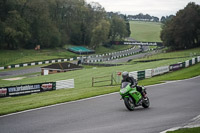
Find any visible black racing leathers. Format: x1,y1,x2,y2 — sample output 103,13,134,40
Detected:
121,76,143,96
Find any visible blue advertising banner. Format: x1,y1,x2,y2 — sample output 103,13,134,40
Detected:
8,84,41,96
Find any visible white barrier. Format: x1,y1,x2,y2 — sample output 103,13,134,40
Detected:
192,58,195,65
198,56,200,62
185,60,189,67
145,69,152,78
15,65,20,68
45,61,49,64
129,71,138,80
56,79,74,90
152,66,169,76
38,62,42,65
31,63,35,66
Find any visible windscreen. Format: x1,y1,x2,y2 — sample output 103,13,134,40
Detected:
121,82,130,89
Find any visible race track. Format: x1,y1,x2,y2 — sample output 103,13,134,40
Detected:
0,76,200,133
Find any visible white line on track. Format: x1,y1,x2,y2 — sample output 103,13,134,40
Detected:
160,114,200,133
0,75,200,118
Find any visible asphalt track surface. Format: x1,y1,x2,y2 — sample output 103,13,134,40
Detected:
1,76,200,133
0,47,152,78
103,50,159,64
0,67,41,78
87,47,142,62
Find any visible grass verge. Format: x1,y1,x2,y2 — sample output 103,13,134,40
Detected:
131,47,200,62
0,62,199,116
166,127,200,133
0,45,133,66
129,21,162,42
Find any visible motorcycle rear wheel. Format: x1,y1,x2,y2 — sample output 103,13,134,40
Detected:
142,97,150,108
124,97,135,111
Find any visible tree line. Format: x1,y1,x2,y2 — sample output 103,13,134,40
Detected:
160,15,174,23
0,0,130,50
161,2,200,50
127,13,159,22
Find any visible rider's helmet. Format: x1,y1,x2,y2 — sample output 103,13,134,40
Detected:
122,71,129,80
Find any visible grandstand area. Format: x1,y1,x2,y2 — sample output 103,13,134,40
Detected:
68,46,95,54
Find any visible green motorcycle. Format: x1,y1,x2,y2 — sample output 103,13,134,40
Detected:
120,82,150,111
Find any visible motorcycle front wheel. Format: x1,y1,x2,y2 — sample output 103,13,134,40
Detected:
124,97,135,111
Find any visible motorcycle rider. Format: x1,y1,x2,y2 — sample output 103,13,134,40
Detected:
121,71,145,97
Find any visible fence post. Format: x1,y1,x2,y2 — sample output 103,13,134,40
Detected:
111,74,113,86
92,77,94,87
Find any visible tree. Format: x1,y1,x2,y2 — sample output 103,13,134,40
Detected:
91,20,110,49
0,0,130,49
109,15,128,41
4,10,31,49
161,2,200,50
161,15,174,23
160,16,166,23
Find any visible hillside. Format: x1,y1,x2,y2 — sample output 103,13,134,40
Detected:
130,21,162,42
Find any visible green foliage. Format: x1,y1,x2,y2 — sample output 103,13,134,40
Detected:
0,0,130,50
127,13,159,22
91,20,110,49
109,15,128,41
161,2,200,50
160,15,174,23
4,10,31,49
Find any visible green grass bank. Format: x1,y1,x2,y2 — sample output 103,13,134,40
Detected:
0,61,199,116
167,127,200,133
130,21,162,42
